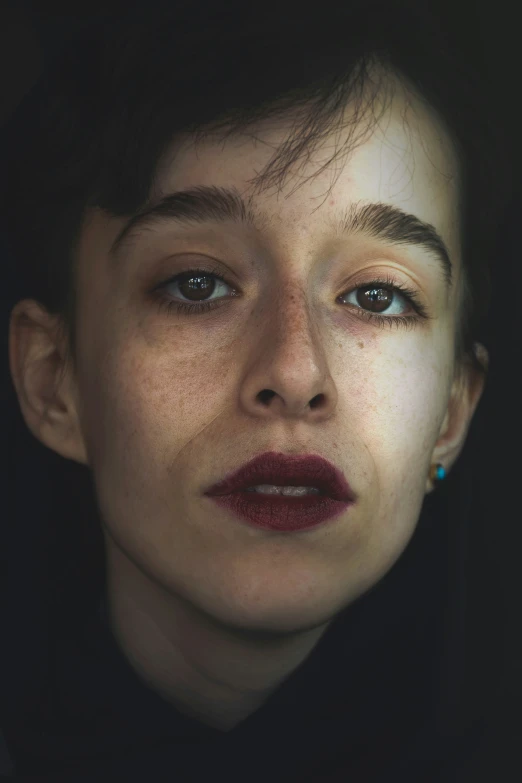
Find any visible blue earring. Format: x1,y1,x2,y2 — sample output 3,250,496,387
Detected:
430,462,446,485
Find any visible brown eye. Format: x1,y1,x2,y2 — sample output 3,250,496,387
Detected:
176,272,219,301
340,280,416,318
356,284,394,313
152,267,429,329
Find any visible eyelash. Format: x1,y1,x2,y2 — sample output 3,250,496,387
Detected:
152,265,431,331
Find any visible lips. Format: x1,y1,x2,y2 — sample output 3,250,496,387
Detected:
204,451,355,502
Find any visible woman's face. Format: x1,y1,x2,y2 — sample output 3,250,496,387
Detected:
11,74,486,636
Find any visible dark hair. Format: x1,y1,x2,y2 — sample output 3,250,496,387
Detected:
1,0,513,384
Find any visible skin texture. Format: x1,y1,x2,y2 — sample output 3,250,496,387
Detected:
9,72,488,732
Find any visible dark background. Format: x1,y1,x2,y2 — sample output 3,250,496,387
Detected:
1,1,521,779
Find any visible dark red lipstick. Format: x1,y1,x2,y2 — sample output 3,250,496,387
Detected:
204,451,356,532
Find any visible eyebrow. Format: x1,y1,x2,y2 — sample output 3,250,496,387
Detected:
109,184,453,290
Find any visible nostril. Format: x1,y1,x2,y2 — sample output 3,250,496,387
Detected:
258,390,275,404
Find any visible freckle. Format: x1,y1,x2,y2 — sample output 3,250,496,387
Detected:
358,341,364,349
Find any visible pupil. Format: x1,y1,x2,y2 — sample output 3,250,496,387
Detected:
182,274,214,301
360,286,391,312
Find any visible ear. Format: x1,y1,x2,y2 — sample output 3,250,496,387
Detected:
8,298,89,466
425,343,489,493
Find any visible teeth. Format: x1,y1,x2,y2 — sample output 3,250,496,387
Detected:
246,485,321,496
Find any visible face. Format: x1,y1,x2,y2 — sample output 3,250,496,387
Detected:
10,72,487,643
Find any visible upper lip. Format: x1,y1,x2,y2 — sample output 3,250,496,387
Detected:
204,451,355,502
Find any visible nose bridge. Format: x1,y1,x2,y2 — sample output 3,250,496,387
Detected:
264,272,321,356
238,218,339,419
249,199,332,363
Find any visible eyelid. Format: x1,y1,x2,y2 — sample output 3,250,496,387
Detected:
157,256,421,287
155,262,424,300
153,262,432,323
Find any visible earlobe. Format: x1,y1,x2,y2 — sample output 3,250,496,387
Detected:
425,345,489,494
425,462,447,493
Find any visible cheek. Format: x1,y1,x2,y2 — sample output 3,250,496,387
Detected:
344,347,446,470
99,336,442,453
89,343,225,469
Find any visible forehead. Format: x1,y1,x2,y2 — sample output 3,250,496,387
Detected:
153,71,461,237
80,68,462,299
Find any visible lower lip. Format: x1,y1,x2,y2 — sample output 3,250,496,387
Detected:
206,491,353,532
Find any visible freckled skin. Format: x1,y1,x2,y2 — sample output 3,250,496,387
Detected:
9,70,488,731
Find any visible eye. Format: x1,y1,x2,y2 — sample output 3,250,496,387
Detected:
152,266,233,314
151,266,431,330
341,280,415,316
167,267,231,302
